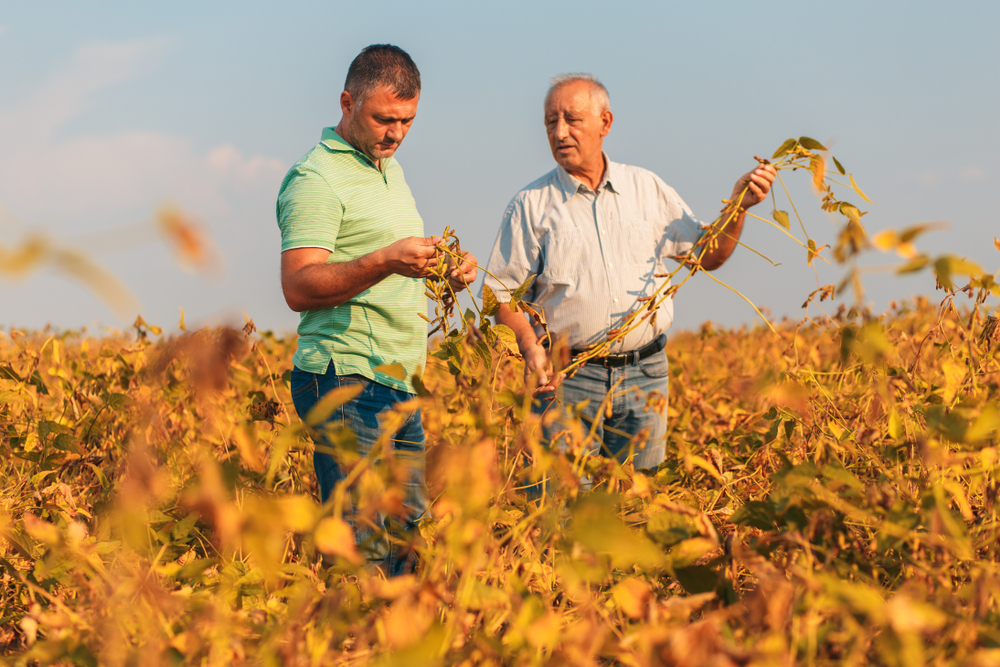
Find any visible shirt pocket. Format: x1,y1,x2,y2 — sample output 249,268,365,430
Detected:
541,224,585,283
622,218,659,270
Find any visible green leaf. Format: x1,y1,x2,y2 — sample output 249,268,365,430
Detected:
0,389,24,405
772,138,796,159
823,459,863,491
475,340,492,369
646,510,695,547
0,364,22,382
849,174,873,203
52,433,81,454
481,284,500,317
171,513,201,542
674,565,719,595
492,324,521,357
934,255,985,290
798,136,827,151
730,501,776,530
772,210,790,230
510,273,536,302
28,370,48,395
374,362,406,380
570,495,665,570
839,202,861,225
896,255,930,274
104,393,130,411
832,155,846,175
411,373,431,397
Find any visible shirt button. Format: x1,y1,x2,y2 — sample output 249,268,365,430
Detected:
614,298,619,303
601,230,606,235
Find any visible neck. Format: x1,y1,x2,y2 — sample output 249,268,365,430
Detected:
567,153,605,191
334,121,381,170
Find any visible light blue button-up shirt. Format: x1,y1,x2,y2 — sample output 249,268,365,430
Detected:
483,155,704,352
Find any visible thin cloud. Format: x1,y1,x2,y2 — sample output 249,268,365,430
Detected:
0,38,285,224
0,25,8,36
0,37,288,326
0,37,171,141
961,167,987,182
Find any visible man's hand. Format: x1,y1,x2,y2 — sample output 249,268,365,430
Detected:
383,237,440,278
524,341,564,395
730,164,777,208
445,249,478,293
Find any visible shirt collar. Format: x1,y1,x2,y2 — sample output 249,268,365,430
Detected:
319,127,387,169
554,152,619,201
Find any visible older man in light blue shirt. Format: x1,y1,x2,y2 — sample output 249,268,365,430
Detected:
483,73,776,471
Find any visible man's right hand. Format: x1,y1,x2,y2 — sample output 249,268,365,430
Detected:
383,236,439,278
524,341,564,395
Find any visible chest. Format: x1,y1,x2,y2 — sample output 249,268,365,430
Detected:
334,169,424,256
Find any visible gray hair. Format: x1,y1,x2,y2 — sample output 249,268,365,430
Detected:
546,73,611,113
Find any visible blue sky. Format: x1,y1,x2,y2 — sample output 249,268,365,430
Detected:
2,1,999,334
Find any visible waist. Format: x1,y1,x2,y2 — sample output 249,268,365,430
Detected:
572,334,666,368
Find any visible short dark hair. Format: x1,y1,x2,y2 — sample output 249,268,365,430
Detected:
344,44,421,107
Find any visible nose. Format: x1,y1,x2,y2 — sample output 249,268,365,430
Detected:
385,122,404,142
554,118,569,141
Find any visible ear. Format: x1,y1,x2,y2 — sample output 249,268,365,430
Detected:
599,109,614,137
340,90,355,119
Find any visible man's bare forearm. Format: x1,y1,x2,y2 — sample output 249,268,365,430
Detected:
699,208,745,271
282,249,392,312
496,303,541,353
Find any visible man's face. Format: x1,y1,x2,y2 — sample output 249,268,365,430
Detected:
544,81,612,174
341,86,419,162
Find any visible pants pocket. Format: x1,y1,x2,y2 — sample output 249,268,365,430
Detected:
638,351,669,379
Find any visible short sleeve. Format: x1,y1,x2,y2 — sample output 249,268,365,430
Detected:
276,167,344,252
482,196,542,302
653,175,704,260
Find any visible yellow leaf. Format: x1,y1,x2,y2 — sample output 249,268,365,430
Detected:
374,362,406,380
871,230,898,252
940,359,965,404
850,174,873,203
895,242,918,259
305,384,364,426
811,154,826,192
274,495,318,533
828,420,846,441
313,517,361,564
611,578,650,619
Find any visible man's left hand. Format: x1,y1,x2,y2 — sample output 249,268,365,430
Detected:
731,164,777,208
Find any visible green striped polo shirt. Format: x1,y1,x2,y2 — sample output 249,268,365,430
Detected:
276,127,426,393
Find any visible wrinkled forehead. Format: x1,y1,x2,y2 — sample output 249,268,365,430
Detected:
544,83,597,116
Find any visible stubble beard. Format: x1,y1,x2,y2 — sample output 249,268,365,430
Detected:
346,122,397,162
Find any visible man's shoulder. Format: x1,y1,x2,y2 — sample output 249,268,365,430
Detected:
512,168,561,197
609,160,667,185
608,159,684,199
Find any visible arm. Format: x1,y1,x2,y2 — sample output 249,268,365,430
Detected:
698,164,776,271
497,303,562,393
281,236,439,312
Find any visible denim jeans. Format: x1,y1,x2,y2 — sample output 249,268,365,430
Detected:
290,361,428,576
534,345,670,473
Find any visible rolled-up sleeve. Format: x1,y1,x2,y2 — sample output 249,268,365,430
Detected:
482,196,542,301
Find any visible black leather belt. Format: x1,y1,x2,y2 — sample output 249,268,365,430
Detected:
572,334,666,368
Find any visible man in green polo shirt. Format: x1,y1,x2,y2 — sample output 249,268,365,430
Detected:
277,44,477,575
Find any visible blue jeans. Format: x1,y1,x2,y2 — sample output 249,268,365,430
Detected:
534,346,670,473
290,361,428,576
